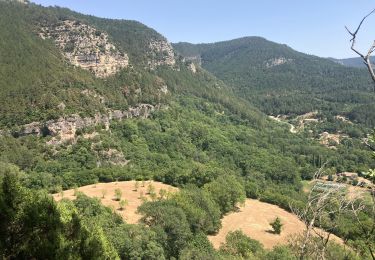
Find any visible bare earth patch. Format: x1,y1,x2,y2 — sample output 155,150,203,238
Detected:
55,183,343,249
208,199,343,249
53,181,177,224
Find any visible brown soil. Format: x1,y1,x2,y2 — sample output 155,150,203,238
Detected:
208,199,343,249
55,182,344,249
53,181,177,224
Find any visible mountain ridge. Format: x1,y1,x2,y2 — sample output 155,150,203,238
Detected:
330,56,375,68
173,36,375,128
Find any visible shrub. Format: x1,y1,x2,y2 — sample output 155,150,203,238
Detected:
220,230,264,258
134,181,139,191
270,217,283,234
204,175,246,215
147,183,155,195
101,189,107,199
114,188,122,201
119,199,128,210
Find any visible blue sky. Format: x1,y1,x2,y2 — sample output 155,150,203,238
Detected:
32,0,375,58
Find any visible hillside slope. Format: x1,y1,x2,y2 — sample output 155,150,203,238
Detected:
0,1,179,127
0,2,374,259
331,56,375,68
174,37,375,127
0,1,372,188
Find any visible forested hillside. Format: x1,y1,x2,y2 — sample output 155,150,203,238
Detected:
0,1,374,259
0,1,175,127
331,56,375,68
174,37,375,128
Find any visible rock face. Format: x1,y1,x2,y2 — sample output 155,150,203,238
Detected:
265,57,293,68
188,62,197,73
183,56,202,66
17,104,158,145
39,20,129,77
148,39,176,69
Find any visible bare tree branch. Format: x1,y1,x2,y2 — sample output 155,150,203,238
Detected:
289,163,353,259
345,8,375,91
349,189,375,260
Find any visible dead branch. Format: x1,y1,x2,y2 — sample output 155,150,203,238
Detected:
345,8,375,91
349,189,375,260
290,182,348,258
288,162,360,259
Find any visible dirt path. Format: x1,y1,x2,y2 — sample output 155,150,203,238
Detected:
289,124,297,133
208,199,343,249
53,181,177,224
269,115,297,133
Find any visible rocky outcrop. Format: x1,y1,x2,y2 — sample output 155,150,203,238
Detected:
265,57,293,68
159,85,168,94
15,104,158,145
97,148,129,166
39,20,129,77
81,89,105,104
188,62,197,73
183,56,202,66
148,39,176,69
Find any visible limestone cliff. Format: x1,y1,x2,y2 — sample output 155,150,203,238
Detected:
39,20,129,78
265,57,293,68
15,104,159,145
148,39,176,69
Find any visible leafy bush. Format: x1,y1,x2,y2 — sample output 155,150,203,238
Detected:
219,230,264,258
270,217,283,234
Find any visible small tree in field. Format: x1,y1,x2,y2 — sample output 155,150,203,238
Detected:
139,190,144,199
270,217,283,234
101,189,107,199
150,191,157,201
140,192,148,203
119,199,128,210
134,181,140,191
159,188,167,200
114,188,122,201
147,183,155,195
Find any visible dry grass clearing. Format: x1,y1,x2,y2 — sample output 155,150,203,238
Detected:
54,182,343,250
208,199,343,249
53,181,177,224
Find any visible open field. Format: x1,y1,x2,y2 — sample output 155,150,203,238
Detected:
208,199,343,249
54,182,344,249
53,181,178,224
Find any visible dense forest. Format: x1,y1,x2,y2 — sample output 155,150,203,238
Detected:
173,37,375,128
0,1,374,259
